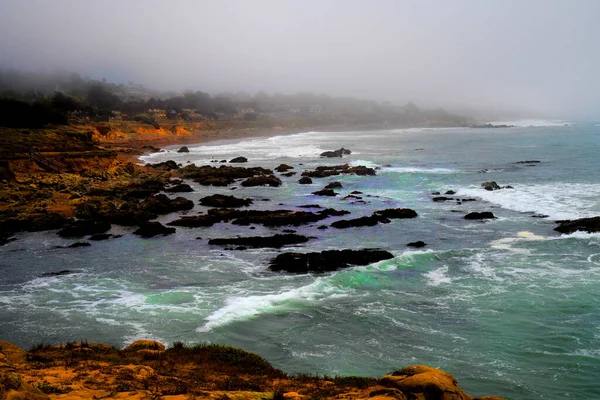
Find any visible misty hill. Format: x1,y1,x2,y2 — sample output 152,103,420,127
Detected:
0,69,471,129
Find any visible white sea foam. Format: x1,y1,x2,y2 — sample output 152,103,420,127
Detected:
490,231,547,253
197,278,344,332
425,266,452,286
487,119,574,128
458,183,600,220
383,166,458,174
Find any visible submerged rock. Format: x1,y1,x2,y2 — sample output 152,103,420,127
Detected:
208,234,310,248
199,194,253,208
269,249,394,274
554,216,600,234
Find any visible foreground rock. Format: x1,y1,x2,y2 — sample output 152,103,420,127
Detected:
209,234,310,248
302,164,376,178
133,222,176,238
554,216,600,234
199,194,253,208
270,249,394,273
0,339,504,400
320,148,352,157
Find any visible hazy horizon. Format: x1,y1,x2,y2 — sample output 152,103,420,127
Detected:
1,0,599,119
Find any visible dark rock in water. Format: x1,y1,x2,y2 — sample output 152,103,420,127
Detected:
275,164,294,172
516,160,541,164
445,190,456,195
317,225,328,230
133,222,176,238
41,270,74,277
67,242,91,248
332,215,388,229
298,176,313,184
148,160,179,171
177,146,190,153
269,249,394,274
431,191,441,195
241,175,282,187
407,241,427,248
167,215,220,228
142,194,194,214
179,164,274,186
89,233,113,241
312,189,337,196
531,214,549,218
350,191,363,195
302,164,375,178
481,181,501,191
0,235,17,246
58,220,111,238
554,216,600,234
299,204,322,208
282,229,296,233
282,172,296,177
220,160,227,163
165,183,194,193
373,208,418,219
229,156,248,163
461,198,477,202
471,123,515,128
208,234,310,248
433,196,454,202
324,181,343,189
320,148,352,158
199,194,253,208
464,212,496,220
505,185,514,189
342,195,362,200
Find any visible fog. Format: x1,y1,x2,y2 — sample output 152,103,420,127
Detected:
1,0,599,118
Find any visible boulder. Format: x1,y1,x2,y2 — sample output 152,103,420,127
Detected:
407,241,427,248
147,160,180,171
133,222,176,238
208,234,310,248
324,181,343,189
433,196,454,202
269,249,394,274
298,176,313,184
445,190,456,195
229,156,248,163
320,148,352,158
167,215,220,228
57,220,111,238
275,164,294,172
373,208,418,219
141,194,194,214
481,181,501,191
177,146,190,153
165,183,194,193
199,194,253,208
67,242,91,248
241,175,282,187
331,215,388,228
124,340,166,351
312,189,337,196
554,216,600,234
379,365,471,400
464,212,496,220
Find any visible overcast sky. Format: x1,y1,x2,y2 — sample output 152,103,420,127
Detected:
1,0,599,118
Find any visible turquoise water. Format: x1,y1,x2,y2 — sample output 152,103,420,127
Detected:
2,121,600,399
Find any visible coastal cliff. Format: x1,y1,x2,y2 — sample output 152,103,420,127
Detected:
0,339,503,400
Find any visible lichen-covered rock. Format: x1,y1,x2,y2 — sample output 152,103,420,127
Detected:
124,340,166,351
379,365,470,400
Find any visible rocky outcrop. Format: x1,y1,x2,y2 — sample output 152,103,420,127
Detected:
141,194,194,214
312,188,337,196
464,212,496,220
269,249,394,273
554,216,600,234
208,234,310,248
147,160,180,171
177,146,189,153
241,175,282,187
229,156,248,163
57,220,111,238
433,197,454,202
373,208,418,219
332,208,417,228
0,212,70,234
320,148,352,158
179,164,274,186
481,181,501,191
324,181,343,189
199,194,253,208
380,365,472,400
298,176,313,184
275,164,294,172
407,241,427,248
165,183,193,192
133,221,176,238
302,164,376,178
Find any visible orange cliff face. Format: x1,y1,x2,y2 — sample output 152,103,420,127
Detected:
0,339,505,400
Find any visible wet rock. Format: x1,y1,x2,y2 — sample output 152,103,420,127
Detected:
445,190,456,195
179,164,274,186
464,212,496,220
41,270,74,277
331,215,389,228
141,194,194,214
275,164,294,172
241,175,282,187
133,222,176,238
433,196,454,202
351,191,363,194
229,156,248,163
0,212,70,234
312,188,337,196
554,216,600,234
324,181,343,189
209,234,310,248
282,172,296,177
177,146,189,153
298,176,313,184
516,160,541,164
165,183,194,193
299,204,322,208
67,242,91,248
407,241,427,248
147,160,180,171
200,194,253,208
269,249,394,274
373,208,418,219
461,198,477,202
57,220,111,238
481,181,501,191
167,215,220,228
88,233,113,241
320,148,352,158
302,164,376,178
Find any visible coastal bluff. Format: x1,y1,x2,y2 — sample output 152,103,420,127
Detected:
0,339,503,400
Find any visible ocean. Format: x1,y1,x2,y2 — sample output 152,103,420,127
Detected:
2,120,599,399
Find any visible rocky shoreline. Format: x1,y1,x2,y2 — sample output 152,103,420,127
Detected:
0,339,504,399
